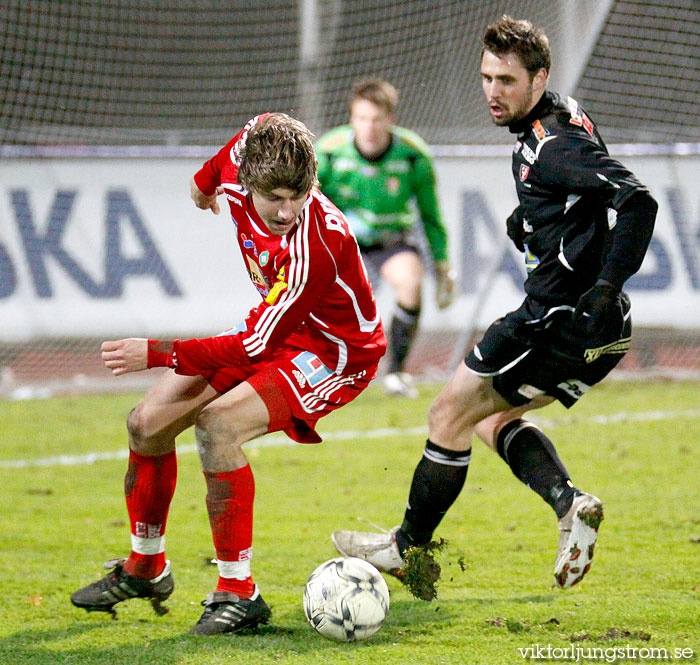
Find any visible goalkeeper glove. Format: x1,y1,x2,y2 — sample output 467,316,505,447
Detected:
435,261,456,309
572,280,625,345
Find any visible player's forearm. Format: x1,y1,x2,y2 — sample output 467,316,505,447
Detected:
416,187,448,262
423,220,449,263
599,190,658,289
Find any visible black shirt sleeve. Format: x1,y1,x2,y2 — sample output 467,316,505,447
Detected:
538,129,657,290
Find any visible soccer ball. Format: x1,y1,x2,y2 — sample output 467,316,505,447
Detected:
303,556,390,642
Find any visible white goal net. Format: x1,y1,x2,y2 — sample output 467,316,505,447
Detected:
1,0,699,397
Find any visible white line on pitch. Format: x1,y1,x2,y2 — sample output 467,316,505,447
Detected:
2,409,699,470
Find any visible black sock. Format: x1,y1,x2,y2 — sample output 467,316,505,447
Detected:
496,419,577,518
398,439,470,552
388,304,420,373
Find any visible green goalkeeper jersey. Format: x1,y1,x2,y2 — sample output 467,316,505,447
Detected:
316,125,448,263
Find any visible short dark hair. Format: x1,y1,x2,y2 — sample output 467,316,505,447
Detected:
350,78,399,115
483,15,551,77
238,113,318,196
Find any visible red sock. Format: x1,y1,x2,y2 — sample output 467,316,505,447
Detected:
204,465,255,598
123,449,177,579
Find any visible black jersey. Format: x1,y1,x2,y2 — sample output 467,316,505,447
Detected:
508,91,656,305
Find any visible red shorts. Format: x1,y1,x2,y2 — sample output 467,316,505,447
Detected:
202,349,377,444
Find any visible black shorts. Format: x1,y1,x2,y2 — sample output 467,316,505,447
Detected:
360,239,421,287
465,295,632,408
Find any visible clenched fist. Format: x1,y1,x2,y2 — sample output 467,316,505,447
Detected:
101,338,149,375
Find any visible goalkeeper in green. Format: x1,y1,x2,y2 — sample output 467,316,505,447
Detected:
317,78,455,398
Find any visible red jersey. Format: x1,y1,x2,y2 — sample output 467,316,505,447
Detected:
178,115,387,376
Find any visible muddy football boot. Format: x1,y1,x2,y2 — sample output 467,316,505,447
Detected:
554,493,604,588
332,525,442,601
332,526,405,578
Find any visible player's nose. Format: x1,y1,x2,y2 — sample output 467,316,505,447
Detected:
278,201,296,221
484,80,500,98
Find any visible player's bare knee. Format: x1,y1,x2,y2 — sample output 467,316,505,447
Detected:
194,413,220,469
126,403,150,442
194,406,248,471
195,404,241,448
427,392,463,436
194,406,219,442
427,394,445,431
127,404,159,453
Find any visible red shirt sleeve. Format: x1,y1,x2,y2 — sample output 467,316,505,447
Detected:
193,135,238,196
171,302,267,374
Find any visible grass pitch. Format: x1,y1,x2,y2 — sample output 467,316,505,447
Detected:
1,379,699,664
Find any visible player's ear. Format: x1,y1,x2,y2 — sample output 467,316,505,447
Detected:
533,68,548,95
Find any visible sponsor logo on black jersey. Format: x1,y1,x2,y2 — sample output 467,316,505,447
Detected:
532,119,550,140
